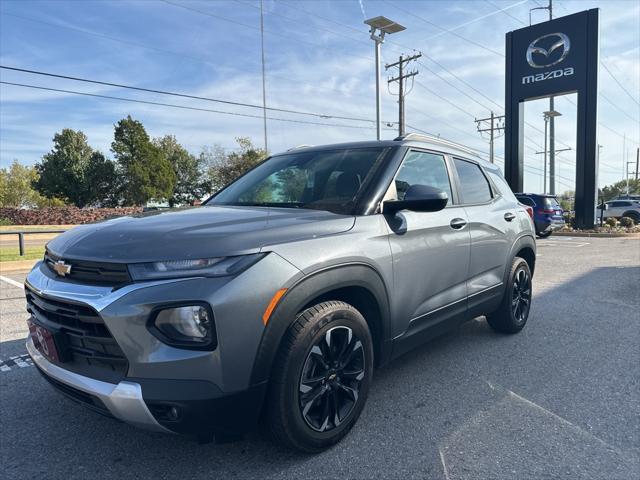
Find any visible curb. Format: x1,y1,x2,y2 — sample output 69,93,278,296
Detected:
0,260,37,273
552,231,640,238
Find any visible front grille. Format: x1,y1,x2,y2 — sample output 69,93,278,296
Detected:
44,250,131,286
26,287,128,384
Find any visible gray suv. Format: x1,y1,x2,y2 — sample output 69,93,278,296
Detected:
25,134,536,452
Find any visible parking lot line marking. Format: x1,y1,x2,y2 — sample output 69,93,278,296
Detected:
487,381,619,453
0,353,33,373
439,448,451,480
0,275,23,289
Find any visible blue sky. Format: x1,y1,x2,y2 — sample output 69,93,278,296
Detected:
1,0,639,193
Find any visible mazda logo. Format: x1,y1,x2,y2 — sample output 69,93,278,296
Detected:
526,33,570,68
52,260,72,277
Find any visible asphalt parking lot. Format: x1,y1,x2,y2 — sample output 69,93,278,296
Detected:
1,236,639,480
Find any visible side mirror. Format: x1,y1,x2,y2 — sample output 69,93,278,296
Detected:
383,185,448,214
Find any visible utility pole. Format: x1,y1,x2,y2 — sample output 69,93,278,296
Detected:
385,53,421,136
259,0,268,152
636,147,639,181
475,112,505,163
547,0,557,195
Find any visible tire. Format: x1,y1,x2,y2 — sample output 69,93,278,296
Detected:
265,301,374,452
623,211,640,222
486,257,532,334
537,230,552,238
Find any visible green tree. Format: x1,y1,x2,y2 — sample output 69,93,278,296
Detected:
111,116,175,206
85,151,120,207
34,129,95,207
154,135,208,207
205,137,267,192
600,178,640,202
0,160,65,208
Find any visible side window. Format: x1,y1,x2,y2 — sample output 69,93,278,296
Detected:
393,151,452,202
519,197,535,207
454,158,492,204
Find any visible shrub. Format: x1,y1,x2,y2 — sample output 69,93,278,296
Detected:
605,217,617,228
0,217,12,226
619,216,635,228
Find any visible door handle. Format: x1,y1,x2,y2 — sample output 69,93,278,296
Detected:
504,212,516,222
450,218,467,229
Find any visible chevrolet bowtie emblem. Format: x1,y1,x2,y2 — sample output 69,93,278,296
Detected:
52,260,72,277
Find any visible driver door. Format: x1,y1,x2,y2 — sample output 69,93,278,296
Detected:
384,150,471,354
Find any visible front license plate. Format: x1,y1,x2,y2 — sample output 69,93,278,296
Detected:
28,320,61,362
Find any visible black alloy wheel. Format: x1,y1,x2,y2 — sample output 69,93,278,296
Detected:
511,267,531,325
266,300,373,452
298,326,365,432
486,257,533,334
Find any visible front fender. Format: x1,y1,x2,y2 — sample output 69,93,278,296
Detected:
249,263,391,386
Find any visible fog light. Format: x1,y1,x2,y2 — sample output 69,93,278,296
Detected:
150,304,216,350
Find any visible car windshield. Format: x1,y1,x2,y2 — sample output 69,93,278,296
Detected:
206,147,390,214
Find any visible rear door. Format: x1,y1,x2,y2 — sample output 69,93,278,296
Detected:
384,149,470,348
452,158,518,314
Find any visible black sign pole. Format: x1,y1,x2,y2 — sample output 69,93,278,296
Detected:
574,9,599,229
505,31,524,193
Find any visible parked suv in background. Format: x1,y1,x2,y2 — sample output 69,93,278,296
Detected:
515,193,565,238
25,134,536,452
597,199,640,223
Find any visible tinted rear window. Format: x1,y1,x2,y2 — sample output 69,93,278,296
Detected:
543,197,560,208
454,159,492,204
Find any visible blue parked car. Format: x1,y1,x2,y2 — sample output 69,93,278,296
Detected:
515,193,565,238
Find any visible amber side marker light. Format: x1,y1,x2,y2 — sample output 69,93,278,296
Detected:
263,288,287,325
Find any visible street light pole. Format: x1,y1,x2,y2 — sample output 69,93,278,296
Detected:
365,16,406,141
375,40,382,140
543,115,549,194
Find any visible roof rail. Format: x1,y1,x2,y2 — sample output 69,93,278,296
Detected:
286,144,314,151
394,133,480,157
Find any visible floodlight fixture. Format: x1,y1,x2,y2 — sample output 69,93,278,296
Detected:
364,16,406,140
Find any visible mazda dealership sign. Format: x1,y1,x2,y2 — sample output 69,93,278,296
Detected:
505,9,599,229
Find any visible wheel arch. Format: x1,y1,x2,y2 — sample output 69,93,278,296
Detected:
507,234,536,282
622,210,640,220
249,263,392,386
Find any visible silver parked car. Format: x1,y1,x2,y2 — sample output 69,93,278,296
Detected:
597,199,640,223
25,134,536,452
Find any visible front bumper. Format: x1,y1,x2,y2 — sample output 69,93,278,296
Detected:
27,337,170,432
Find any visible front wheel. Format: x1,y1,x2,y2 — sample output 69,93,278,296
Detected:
266,301,374,452
537,230,552,238
486,257,532,334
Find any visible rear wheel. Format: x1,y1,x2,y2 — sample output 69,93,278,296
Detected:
486,257,532,334
622,211,640,223
266,301,373,452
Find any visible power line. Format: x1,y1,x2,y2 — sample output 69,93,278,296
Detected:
0,81,392,130
600,93,640,124
159,0,371,63
601,60,640,107
382,0,505,57
233,0,370,47
0,66,381,124
0,11,369,101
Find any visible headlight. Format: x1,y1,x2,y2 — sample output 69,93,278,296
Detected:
128,253,266,281
150,304,216,350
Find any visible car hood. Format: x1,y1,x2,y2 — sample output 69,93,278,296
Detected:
46,206,355,263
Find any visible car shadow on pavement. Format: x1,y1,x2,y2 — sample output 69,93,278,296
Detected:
1,266,639,480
